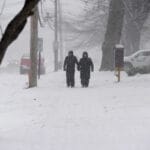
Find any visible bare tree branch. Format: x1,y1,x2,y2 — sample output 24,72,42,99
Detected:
0,0,6,36
0,0,41,64
0,0,6,16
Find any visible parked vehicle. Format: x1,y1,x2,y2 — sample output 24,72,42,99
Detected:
124,50,150,76
20,54,46,75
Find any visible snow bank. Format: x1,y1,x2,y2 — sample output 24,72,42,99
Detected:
0,71,150,150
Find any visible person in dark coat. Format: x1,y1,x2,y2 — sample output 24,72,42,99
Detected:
63,51,78,87
78,52,94,87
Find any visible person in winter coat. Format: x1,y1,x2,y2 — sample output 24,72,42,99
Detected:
78,52,94,87
63,51,78,87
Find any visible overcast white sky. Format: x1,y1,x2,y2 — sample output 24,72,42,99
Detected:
0,0,83,17
0,0,84,29
62,0,83,14
0,0,84,64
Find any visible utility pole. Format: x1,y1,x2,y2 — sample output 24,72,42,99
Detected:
54,0,59,71
29,5,38,88
58,0,63,69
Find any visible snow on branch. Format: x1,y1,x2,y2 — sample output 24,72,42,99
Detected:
0,0,41,64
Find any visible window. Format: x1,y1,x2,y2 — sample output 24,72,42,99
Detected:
135,51,150,58
143,51,150,56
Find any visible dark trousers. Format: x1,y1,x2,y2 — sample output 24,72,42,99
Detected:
80,71,90,87
66,72,75,87
81,78,89,87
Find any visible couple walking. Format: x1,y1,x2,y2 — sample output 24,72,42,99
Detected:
63,51,94,88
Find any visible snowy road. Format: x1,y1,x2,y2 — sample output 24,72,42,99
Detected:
0,71,150,150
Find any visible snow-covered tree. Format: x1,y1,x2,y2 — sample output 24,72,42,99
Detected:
0,0,40,64
123,0,150,55
100,0,124,70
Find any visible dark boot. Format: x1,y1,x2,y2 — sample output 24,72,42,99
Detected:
81,79,86,87
85,79,89,87
70,73,75,88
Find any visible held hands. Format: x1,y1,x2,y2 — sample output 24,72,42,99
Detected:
77,65,80,71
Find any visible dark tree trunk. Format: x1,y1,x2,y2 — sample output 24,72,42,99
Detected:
124,22,141,56
123,0,150,56
100,0,124,71
0,0,40,64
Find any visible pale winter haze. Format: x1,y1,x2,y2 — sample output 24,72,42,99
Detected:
0,0,84,68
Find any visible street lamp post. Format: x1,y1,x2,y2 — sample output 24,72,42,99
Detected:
54,0,59,71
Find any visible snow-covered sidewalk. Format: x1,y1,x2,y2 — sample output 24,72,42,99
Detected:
0,71,150,150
